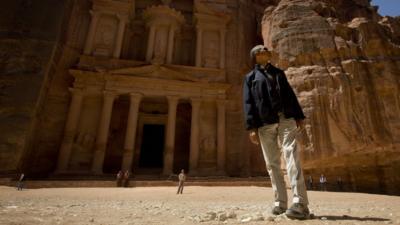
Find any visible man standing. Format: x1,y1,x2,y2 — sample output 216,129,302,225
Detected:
336,176,343,192
242,45,309,219
123,170,130,187
319,174,327,191
116,170,123,187
17,173,25,191
177,169,186,194
307,175,313,190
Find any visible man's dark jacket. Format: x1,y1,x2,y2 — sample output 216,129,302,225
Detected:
243,64,305,130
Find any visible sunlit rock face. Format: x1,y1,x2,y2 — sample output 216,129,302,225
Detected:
262,0,400,194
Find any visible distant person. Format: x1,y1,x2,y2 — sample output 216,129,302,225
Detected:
177,169,186,194
123,170,130,187
116,170,123,187
242,45,309,219
319,174,327,191
16,173,25,191
336,176,343,192
307,175,313,190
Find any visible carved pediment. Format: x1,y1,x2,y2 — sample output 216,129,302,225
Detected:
194,0,229,15
108,64,203,82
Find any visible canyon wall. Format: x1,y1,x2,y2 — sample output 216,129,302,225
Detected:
0,0,70,173
261,0,400,194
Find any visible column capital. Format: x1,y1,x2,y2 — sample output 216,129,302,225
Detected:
90,10,101,18
128,92,143,99
216,99,227,106
103,90,119,99
68,87,85,96
167,95,180,104
190,97,202,106
117,14,129,23
170,24,178,31
145,22,155,29
129,93,143,105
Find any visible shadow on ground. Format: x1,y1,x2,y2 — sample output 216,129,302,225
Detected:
315,215,390,222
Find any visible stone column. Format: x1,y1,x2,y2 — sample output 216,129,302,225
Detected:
113,15,128,59
163,96,179,175
146,26,156,62
91,91,118,174
195,28,203,67
55,88,85,173
166,26,175,64
216,99,226,174
189,98,202,174
121,93,142,172
84,11,100,55
219,29,226,69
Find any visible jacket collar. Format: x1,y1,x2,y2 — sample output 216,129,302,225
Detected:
254,63,276,80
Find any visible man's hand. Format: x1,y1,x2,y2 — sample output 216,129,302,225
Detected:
249,130,259,145
296,119,305,130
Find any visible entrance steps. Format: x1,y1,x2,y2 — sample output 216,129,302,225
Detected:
0,176,271,188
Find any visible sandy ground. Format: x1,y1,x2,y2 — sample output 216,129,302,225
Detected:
0,185,399,225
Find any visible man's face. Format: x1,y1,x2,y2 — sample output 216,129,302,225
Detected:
255,49,271,65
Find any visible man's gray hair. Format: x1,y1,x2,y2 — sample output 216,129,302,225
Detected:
250,45,268,62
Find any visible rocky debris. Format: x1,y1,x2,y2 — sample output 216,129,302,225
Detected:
217,211,228,221
1,186,400,224
188,210,275,223
239,212,265,223
188,210,237,223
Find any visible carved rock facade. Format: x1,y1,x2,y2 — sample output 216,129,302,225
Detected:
1,0,265,179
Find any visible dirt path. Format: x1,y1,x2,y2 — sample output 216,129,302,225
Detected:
0,186,399,225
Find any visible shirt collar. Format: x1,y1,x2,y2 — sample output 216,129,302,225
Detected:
255,63,274,74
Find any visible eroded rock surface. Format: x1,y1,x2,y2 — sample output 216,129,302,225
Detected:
262,0,400,194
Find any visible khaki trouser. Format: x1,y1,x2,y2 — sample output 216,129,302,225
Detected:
258,113,309,208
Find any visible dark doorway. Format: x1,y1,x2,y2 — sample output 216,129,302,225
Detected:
173,102,191,173
139,124,165,168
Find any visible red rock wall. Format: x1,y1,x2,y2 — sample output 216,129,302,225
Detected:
0,0,71,174
261,0,400,194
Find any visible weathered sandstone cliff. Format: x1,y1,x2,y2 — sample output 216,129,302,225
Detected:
262,0,400,194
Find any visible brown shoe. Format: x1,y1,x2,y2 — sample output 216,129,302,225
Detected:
271,206,286,215
285,203,310,220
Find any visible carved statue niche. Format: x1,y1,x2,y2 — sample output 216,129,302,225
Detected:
202,30,219,68
93,15,118,57
143,5,185,64
193,1,230,69
152,26,169,64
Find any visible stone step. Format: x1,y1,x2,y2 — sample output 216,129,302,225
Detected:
1,178,271,189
